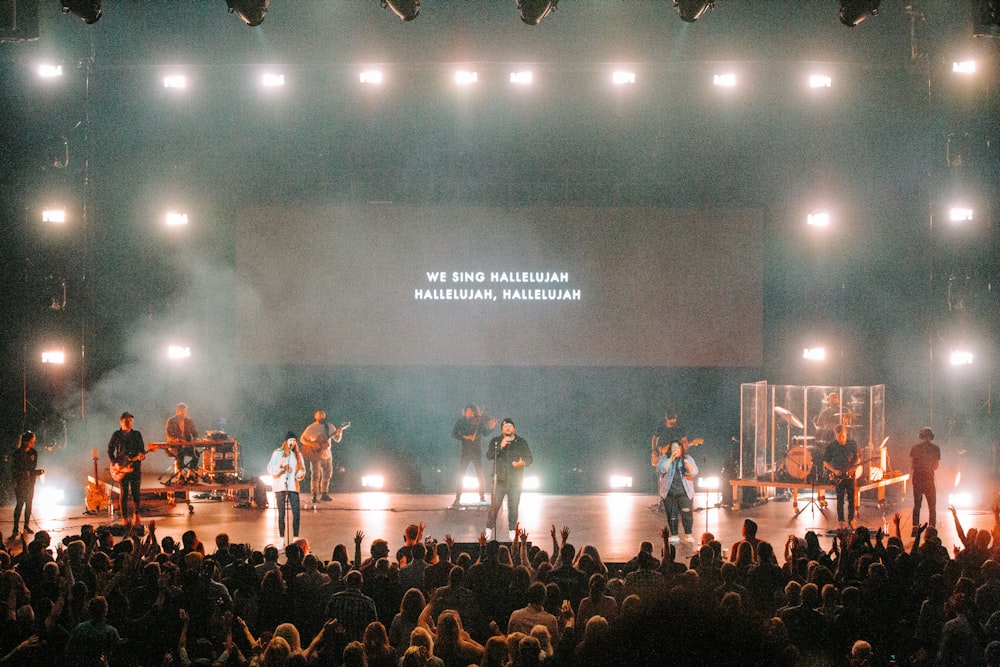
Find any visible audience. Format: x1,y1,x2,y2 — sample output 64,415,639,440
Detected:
4,503,1000,666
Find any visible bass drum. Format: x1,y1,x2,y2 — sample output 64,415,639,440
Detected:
784,446,813,482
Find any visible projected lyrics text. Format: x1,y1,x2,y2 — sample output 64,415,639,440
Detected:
414,270,581,302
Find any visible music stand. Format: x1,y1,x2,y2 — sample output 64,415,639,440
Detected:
794,456,828,518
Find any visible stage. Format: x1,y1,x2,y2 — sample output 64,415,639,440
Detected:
5,476,983,565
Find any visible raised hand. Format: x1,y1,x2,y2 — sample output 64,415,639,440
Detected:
560,526,570,544
354,530,364,545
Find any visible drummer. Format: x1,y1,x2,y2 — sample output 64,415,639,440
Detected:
813,393,853,443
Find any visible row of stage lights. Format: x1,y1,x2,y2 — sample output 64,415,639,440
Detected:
59,0,884,29
33,58,989,93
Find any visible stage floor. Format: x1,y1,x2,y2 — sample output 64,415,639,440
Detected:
5,481,988,564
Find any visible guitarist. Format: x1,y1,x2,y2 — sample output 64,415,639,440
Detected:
10,431,44,538
299,410,343,503
822,424,860,528
108,411,147,523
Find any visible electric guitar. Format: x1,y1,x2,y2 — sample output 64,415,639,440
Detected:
300,421,350,461
85,449,109,512
109,453,145,482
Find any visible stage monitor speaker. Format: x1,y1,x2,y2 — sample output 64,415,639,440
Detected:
0,0,40,42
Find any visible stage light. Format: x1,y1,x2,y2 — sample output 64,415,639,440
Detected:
674,0,713,23
261,73,285,87
950,350,974,366
361,474,385,489
517,0,557,25
226,0,269,27
697,476,720,490
609,475,633,489
381,0,419,21
510,71,533,85
522,475,540,491
61,0,101,24
807,211,830,226
360,70,383,85
39,64,63,78
803,347,826,361
454,70,478,85
839,0,880,27
612,71,635,85
167,345,191,359
42,209,67,223
809,74,832,88
462,475,478,490
166,212,189,226
41,350,66,364
163,75,187,89
948,491,974,508
713,73,736,87
949,207,974,222
953,61,977,74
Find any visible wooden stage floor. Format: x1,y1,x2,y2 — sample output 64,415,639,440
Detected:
6,479,988,564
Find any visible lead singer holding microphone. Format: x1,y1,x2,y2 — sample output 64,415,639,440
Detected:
267,431,307,545
486,418,533,542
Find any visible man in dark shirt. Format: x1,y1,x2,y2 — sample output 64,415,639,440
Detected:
823,424,860,526
910,427,941,531
107,412,146,523
451,405,497,507
325,570,378,642
10,431,43,537
485,418,533,542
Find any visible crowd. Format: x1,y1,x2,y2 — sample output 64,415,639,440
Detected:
4,506,1000,667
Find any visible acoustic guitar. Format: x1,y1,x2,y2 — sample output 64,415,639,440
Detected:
85,448,109,513
300,421,351,462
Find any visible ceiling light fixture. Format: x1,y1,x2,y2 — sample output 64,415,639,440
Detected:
381,0,419,21
225,0,269,26
517,0,558,25
674,0,713,23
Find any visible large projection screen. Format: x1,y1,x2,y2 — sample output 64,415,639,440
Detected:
236,206,763,367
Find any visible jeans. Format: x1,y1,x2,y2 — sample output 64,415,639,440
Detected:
275,491,300,537
663,492,694,536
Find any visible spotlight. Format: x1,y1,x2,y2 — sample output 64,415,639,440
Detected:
674,0,714,23
226,0,269,26
61,0,101,24
381,0,419,21
517,0,558,25
839,0,880,27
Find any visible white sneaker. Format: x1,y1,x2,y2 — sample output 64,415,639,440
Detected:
277,538,285,549
508,530,516,542
686,535,695,543
669,535,680,543
484,528,492,540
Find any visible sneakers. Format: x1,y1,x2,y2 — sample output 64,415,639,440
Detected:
321,494,332,501
685,535,694,543
484,528,493,540
24,526,34,534
480,497,488,505
508,530,516,542
669,535,680,543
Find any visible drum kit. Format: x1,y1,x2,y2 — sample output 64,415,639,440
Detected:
774,405,881,485
774,406,819,483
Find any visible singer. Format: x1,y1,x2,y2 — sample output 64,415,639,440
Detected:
485,418,533,541
267,431,307,545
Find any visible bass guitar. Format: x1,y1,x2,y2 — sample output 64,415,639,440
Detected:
85,449,110,513
109,453,145,482
300,421,351,462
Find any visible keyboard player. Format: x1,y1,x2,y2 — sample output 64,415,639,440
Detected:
166,402,200,483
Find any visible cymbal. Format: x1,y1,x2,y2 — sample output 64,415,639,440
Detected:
773,406,804,429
